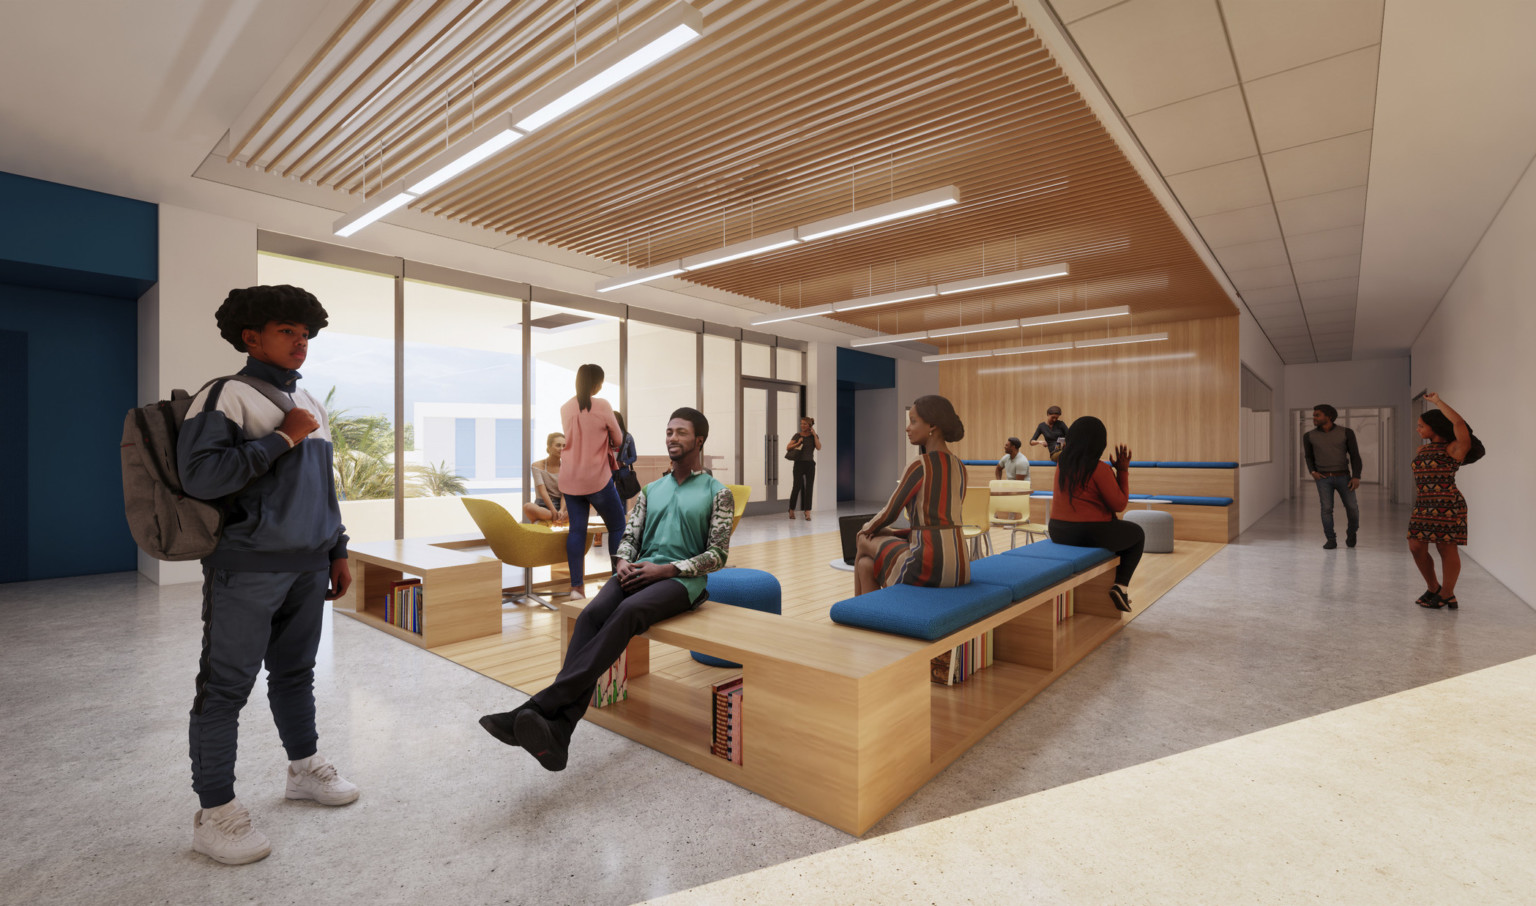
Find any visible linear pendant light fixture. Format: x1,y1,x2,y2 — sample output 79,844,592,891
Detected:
921,330,1168,363
851,303,1125,348
937,262,1071,295
610,186,961,295
752,258,1066,327
335,1,704,237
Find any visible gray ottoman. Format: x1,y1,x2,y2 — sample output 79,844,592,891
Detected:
1123,509,1174,553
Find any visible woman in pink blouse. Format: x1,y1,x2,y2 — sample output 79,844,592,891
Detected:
559,364,625,598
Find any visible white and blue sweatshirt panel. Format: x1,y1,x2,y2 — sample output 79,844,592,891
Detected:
177,362,348,572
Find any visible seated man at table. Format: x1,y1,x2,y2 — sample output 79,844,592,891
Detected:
477,407,735,771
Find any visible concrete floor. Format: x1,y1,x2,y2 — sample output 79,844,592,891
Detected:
2,488,1533,904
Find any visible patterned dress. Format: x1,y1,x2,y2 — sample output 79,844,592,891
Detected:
864,451,970,588
1408,441,1467,545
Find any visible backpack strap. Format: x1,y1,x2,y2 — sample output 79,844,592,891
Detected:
226,373,297,414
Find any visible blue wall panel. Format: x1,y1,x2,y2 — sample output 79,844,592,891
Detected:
0,171,157,295
0,286,138,580
455,418,477,478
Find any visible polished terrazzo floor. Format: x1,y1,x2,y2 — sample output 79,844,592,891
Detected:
2,488,1533,905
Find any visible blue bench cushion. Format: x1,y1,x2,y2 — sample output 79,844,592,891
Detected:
1128,461,1159,468
1002,540,1115,572
967,554,1075,601
1153,461,1238,468
695,568,782,668
829,581,1014,641
1151,495,1233,506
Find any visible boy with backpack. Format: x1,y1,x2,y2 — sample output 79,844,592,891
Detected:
176,285,358,864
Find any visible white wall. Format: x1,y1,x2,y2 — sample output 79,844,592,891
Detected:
896,358,942,469
1238,307,1288,532
1284,357,1413,504
136,205,256,584
1409,154,1536,608
806,341,839,513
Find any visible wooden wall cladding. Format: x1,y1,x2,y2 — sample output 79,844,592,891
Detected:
938,316,1239,463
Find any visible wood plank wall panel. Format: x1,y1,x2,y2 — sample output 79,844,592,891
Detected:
939,316,1239,463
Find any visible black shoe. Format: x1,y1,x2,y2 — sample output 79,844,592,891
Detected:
478,705,529,748
1442,595,1459,610
1323,538,1338,550
513,708,568,772
1346,531,1357,548
1108,585,1132,613
1417,592,1445,609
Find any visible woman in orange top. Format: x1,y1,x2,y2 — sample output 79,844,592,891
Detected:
1048,416,1143,613
853,395,970,596
559,364,625,598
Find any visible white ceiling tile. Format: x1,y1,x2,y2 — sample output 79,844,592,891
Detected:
1168,157,1270,217
1298,276,1359,301
1303,295,1357,311
1263,130,1374,202
1291,254,1361,283
1127,86,1258,175
1221,0,1385,82
1276,186,1367,234
1244,46,1380,153
1195,203,1282,248
1242,284,1299,306
1069,0,1236,115
1050,0,1128,25
1229,263,1295,291
1216,237,1289,270
1285,225,1365,262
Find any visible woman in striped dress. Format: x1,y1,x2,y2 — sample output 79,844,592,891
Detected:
853,395,970,596
1409,392,1484,610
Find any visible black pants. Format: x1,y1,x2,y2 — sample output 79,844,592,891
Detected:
530,575,694,743
1048,518,1144,586
787,460,816,511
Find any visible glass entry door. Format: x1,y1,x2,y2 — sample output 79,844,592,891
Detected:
741,379,803,515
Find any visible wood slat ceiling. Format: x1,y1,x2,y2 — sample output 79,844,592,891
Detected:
228,0,1234,333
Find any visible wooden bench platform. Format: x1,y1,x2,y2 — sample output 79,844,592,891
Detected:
559,560,1124,835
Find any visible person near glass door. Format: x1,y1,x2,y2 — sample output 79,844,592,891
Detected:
559,364,626,598
785,416,820,520
1409,392,1484,610
1303,403,1363,549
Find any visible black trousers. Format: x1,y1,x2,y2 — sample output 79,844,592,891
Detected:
1048,518,1144,586
787,460,816,511
530,575,694,743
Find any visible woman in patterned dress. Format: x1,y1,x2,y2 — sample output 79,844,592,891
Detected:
853,395,970,596
1409,392,1484,610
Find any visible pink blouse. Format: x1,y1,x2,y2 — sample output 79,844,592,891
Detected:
559,396,621,496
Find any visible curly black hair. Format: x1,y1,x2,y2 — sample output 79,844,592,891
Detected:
215,285,329,352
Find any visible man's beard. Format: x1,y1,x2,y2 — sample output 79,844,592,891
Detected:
668,442,696,462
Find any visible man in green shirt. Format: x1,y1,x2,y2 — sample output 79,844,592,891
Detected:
478,407,735,771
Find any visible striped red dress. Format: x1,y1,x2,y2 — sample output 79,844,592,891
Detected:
863,451,970,588
1408,441,1467,545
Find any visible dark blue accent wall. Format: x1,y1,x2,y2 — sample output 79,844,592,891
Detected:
0,330,28,582
0,287,139,579
836,347,896,501
1,171,157,582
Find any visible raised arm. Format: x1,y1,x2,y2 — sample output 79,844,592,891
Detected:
1424,392,1472,461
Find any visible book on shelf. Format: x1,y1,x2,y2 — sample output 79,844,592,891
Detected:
384,578,422,635
590,650,629,708
710,676,744,765
1055,588,1075,624
929,629,996,686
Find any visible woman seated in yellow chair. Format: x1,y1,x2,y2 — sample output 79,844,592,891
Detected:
523,432,568,525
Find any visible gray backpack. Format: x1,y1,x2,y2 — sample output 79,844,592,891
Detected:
121,374,295,561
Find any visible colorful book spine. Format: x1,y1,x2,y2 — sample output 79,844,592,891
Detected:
929,630,997,685
385,578,423,634
590,650,629,708
711,676,745,764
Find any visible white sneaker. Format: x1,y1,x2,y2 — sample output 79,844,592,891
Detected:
192,797,271,865
285,754,360,806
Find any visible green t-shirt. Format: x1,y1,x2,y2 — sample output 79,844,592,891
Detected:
635,471,729,602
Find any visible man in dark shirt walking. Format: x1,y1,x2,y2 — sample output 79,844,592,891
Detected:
1303,404,1363,549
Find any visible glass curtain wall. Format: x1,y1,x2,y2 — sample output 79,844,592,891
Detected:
529,300,620,487
402,279,525,538
626,321,699,482
742,342,772,378
256,253,397,543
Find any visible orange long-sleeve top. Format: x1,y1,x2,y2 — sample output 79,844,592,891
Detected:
1050,461,1129,522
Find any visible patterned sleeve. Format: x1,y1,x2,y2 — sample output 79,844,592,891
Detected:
615,489,647,563
863,458,923,533
673,486,734,577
